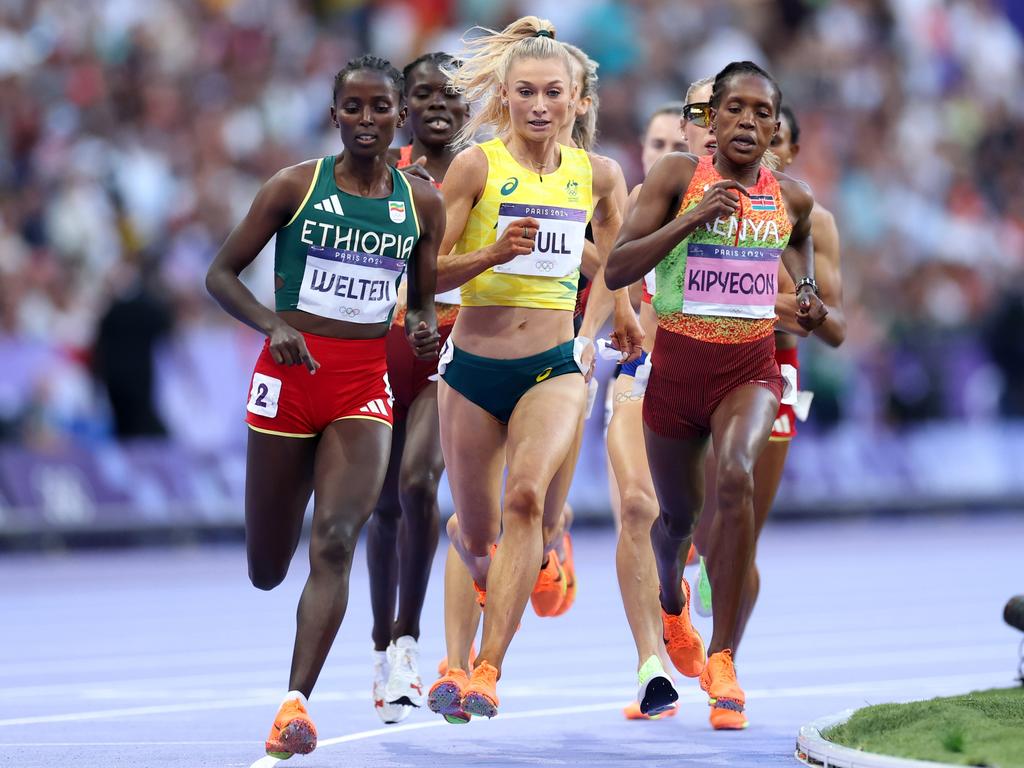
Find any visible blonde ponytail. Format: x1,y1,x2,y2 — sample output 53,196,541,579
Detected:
562,42,600,152
445,16,576,148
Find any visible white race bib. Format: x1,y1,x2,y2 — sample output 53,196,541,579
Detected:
247,373,281,418
297,245,405,324
492,202,587,277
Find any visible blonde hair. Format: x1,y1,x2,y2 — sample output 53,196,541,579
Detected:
446,16,576,148
685,75,714,104
562,42,600,152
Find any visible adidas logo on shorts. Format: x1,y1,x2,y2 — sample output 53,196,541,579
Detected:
313,194,345,216
360,399,389,416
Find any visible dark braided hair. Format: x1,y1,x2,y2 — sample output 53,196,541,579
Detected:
332,55,404,103
780,104,801,144
402,52,460,93
710,61,781,115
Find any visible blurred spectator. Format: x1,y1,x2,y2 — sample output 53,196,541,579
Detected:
0,0,1023,451
93,258,172,438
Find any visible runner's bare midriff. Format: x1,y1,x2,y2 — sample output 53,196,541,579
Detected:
451,305,574,358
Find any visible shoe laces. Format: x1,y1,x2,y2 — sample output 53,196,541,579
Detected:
277,698,306,724
472,661,498,686
396,645,417,674
711,650,736,682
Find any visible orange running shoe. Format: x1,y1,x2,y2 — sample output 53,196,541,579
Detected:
699,650,748,730
686,542,697,566
437,643,478,677
661,579,707,678
550,533,577,617
623,700,679,720
428,668,471,725
530,551,567,617
461,661,500,718
265,695,317,758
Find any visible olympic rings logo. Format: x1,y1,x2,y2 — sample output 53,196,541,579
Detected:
534,260,555,272
338,306,362,317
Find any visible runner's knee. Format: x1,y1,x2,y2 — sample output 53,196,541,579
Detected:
504,479,544,525
716,457,755,516
398,467,442,520
310,515,364,569
657,507,694,541
619,487,659,535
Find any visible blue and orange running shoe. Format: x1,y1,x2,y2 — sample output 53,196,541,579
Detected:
429,668,472,725
461,661,500,719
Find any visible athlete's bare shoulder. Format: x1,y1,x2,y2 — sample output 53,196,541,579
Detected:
405,171,444,215
587,151,625,198
811,202,836,228
444,144,488,191
643,152,697,198
772,169,814,219
663,151,700,171
261,159,321,215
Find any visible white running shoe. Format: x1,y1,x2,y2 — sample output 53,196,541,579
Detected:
385,636,424,708
636,654,679,717
373,650,411,724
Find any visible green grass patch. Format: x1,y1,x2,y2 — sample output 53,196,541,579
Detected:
824,687,1024,767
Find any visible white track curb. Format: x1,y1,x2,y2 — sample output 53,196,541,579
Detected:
794,710,960,768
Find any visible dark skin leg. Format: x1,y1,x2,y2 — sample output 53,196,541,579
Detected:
392,385,444,642
367,386,444,650
644,428,709,617
703,384,779,655
245,431,317,591
733,438,790,654
645,384,779,656
288,418,392,697
367,420,406,651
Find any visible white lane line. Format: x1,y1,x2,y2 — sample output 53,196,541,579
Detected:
3,641,1009,702
248,703,630,768
2,671,1007,729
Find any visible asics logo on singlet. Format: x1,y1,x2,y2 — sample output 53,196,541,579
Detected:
501,177,519,195
534,260,555,272
535,367,553,382
313,194,345,216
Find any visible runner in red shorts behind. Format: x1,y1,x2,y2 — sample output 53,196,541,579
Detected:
363,51,469,725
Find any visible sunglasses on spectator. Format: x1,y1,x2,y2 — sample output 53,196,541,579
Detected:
683,102,711,128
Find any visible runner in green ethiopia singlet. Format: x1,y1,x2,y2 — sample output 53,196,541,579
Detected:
274,155,421,325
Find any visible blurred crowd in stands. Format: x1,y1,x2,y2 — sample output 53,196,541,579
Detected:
1,0,1023,451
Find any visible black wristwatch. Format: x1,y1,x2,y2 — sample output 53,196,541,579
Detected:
795,276,819,295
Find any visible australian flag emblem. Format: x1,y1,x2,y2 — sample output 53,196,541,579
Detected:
749,194,776,211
